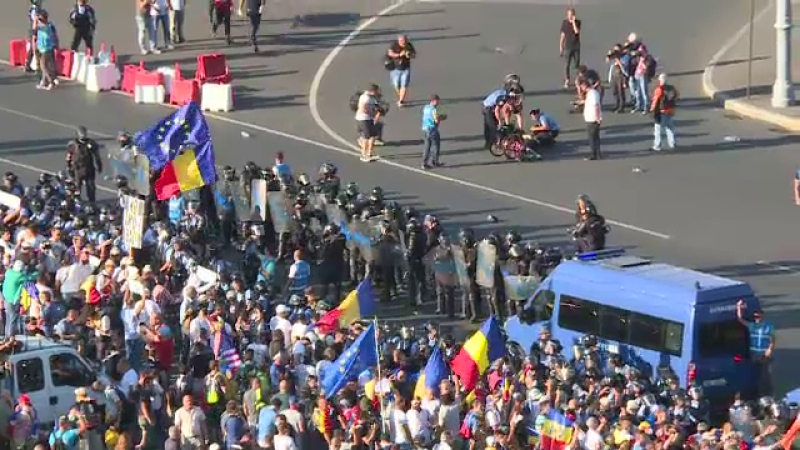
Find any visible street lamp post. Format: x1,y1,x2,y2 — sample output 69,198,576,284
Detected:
772,0,794,107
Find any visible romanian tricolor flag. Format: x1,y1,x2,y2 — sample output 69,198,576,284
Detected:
539,410,575,450
316,277,376,334
414,345,449,399
154,140,217,200
450,316,505,392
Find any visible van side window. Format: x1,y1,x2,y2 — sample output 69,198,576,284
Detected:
17,358,45,393
558,295,600,335
558,295,684,356
50,353,94,387
521,290,556,324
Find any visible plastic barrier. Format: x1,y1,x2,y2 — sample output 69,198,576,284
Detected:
196,53,231,84
121,62,145,94
134,85,166,104
9,39,26,66
86,63,119,92
58,49,74,78
201,83,234,112
134,70,164,87
169,63,201,106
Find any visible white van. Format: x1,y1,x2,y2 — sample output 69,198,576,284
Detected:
5,336,102,426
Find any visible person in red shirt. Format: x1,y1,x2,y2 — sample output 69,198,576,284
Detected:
212,0,233,45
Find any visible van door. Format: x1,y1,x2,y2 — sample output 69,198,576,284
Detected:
693,302,755,400
47,351,97,414
12,356,52,424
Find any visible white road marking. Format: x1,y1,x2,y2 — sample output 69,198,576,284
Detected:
306,0,671,239
702,0,774,97
0,60,671,239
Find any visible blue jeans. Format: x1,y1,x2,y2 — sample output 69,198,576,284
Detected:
422,129,440,165
152,14,171,47
135,14,155,53
171,10,185,42
653,114,676,149
4,302,20,338
634,75,649,111
125,337,144,372
390,69,411,89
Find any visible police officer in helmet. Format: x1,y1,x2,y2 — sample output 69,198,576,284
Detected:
66,125,102,203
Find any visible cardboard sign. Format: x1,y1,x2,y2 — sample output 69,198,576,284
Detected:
0,191,21,210
122,195,146,250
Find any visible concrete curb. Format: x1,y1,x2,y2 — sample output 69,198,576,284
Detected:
701,0,800,131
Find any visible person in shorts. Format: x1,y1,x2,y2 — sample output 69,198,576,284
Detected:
355,84,380,162
386,35,415,107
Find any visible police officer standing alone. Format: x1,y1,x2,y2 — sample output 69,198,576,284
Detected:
69,0,96,53
66,126,102,204
421,94,446,170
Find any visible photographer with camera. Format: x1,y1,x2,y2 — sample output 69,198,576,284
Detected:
386,35,416,108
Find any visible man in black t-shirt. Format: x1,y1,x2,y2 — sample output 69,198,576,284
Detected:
386,35,416,107
246,0,265,52
559,8,581,89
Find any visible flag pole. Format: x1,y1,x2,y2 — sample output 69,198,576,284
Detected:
374,316,387,434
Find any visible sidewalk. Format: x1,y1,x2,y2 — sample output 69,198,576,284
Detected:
703,0,800,131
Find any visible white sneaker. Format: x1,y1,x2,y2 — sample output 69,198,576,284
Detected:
141,49,150,55
36,83,46,90
52,78,59,86
360,155,368,162
152,48,162,54
44,84,53,90
167,44,175,50
369,155,381,161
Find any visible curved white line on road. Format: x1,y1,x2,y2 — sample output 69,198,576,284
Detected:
702,0,774,98
307,0,671,240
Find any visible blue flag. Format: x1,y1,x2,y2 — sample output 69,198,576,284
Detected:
133,101,212,170
414,345,448,398
322,323,379,399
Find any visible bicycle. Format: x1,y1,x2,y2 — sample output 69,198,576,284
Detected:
489,125,520,157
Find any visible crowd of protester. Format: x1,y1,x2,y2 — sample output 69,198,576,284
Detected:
0,138,795,450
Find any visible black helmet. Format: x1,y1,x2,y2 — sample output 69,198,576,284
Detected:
505,230,522,246
371,186,384,200
243,161,259,176
486,233,500,247
83,204,97,217
222,165,236,181
405,217,421,235
30,198,43,212
319,162,337,177
114,175,129,189
345,181,359,198
38,173,52,186
335,193,349,209
458,228,475,245
438,234,450,246
404,206,418,221
508,243,524,259
56,170,70,182
117,130,132,146
382,201,400,219
87,217,99,229
75,125,88,139
504,73,521,86
4,172,17,183
323,223,340,237
23,186,37,199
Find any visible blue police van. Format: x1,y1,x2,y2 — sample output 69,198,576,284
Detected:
505,252,761,401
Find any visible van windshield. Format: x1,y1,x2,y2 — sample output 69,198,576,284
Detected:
697,320,749,358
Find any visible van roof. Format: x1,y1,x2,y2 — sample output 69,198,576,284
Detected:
10,335,73,353
554,257,753,306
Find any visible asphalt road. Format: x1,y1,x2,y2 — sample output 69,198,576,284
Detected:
0,0,798,393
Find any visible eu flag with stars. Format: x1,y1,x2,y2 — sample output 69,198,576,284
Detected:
133,101,212,170
322,323,379,399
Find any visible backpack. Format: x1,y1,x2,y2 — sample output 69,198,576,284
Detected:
115,387,137,426
645,54,658,81
51,431,67,450
661,85,678,109
349,91,362,112
77,400,102,429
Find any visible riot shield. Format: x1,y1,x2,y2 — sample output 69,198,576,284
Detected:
231,183,250,222
325,204,345,229
346,219,374,262
367,215,387,242
503,275,539,301
251,179,268,221
309,217,323,234
131,154,151,196
267,191,293,233
423,246,457,286
451,244,471,289
108,146,135,183
476,241,497,288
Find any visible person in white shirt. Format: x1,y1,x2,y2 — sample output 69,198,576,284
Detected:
390,397,413,447
354,84,380,162
186,262,215,294
169,0,186,43
407,398,432,445
150,0,173,51
57,249,94,301
189,308,212,345
117,359,138,399
121,287,149,371
291,316,308,344
274,422,298,450
582,80,602,160
270,305,292,348
421,388,441,420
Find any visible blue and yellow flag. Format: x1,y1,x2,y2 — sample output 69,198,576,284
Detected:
134,101,213,170
322,323,378,399
414,345,448,399
20,282,38,313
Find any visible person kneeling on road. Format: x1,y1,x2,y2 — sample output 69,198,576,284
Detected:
527,109,560,147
